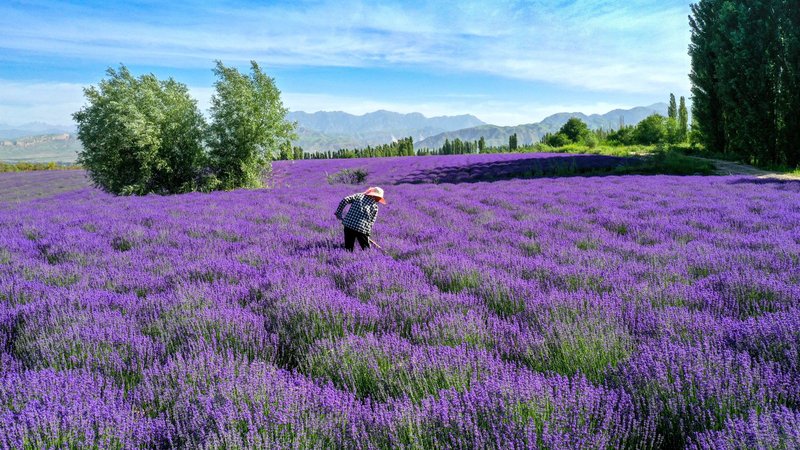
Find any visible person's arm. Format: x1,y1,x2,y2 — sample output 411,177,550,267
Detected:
335,194,357,219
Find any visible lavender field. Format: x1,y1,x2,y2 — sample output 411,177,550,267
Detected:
1,153,799,449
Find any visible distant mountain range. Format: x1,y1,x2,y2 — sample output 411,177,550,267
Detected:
0,122,76,140
0,103,668,162
288,110,485,151
0,133,82,163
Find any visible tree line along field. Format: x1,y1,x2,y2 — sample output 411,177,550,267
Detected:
1,153,799,448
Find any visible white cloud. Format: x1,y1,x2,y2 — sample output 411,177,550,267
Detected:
282,92,631,126
0,1,693,125
0,79,635,127
0,0,693,94
0,80,85,126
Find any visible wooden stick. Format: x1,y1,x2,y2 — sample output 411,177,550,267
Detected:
369,238,388,254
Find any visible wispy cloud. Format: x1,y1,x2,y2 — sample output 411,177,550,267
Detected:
0,80,85,126
282,92,630,126
0,0,692,94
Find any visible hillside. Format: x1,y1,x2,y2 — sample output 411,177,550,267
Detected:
0,122,75,140
0,133,82,163
416,103,668,149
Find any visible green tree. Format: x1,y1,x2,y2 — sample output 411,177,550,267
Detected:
478,136,486,153
442,138,452,155
779,0,800,167
678,96,689,142
544,132,571,147
690,0,800,166
608,126,636,146
633,114,668,145
584,132,599,148
713,0,779,164
278,142,294,160
73,65,207,195
668,93,677,120
559,117,591,143
509,133,518,150
689,0,727,154
665,117,681,144
207,60,296,190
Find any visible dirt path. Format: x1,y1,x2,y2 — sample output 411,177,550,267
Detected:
701,158,800,180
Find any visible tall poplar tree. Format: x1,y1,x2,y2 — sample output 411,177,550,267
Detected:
678,96,689,142
689,0,726,155
689,0,799,166
509,133,518,150
668,93,677,120
778,0,800,167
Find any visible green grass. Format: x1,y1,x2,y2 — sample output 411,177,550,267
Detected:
520,308,632,383
532,143,655,157
616,150,715,176
302,337,485,403
425,268,483,294
513,142,716,176
0,161,80,172
678,144,800,175
520,241,542,257
762,164,800,176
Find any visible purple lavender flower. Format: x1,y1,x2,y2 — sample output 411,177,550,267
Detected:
1,157,799,447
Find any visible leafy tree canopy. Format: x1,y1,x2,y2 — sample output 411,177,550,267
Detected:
73,66,208,195
559,118,591,143
207,60,296,190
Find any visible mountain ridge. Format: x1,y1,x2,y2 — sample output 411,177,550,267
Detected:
416,103,669,149
287,110,485,151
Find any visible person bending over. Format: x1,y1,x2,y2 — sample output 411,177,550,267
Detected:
334,186,386,251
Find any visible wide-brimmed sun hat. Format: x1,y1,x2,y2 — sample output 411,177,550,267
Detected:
364,186,387,204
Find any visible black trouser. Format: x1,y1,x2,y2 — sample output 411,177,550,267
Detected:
344,227,370,251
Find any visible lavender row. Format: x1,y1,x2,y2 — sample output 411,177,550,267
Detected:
0,154,799,447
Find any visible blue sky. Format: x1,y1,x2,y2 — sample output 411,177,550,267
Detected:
0,0,693,126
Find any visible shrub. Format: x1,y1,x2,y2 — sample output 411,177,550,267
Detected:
327,168,368,184
559,117,591,143
0,162,79,173
633,114,668,145
608,125,636,145
544,132,571,147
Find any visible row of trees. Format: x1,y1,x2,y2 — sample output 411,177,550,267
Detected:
429,136,486,155
689,0,800,167
74,61,295,195
280,137,415,160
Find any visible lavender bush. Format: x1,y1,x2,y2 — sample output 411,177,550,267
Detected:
1,153,799,448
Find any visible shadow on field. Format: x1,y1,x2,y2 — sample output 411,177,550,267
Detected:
726,177,800,192
393,154,642,184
